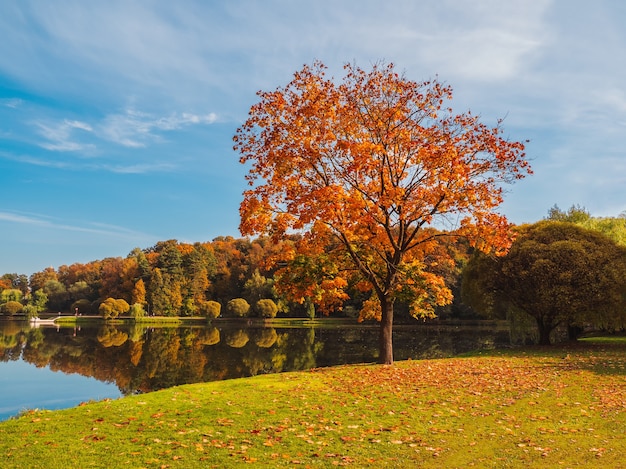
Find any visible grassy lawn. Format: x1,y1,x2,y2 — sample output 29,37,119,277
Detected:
0,340,624,468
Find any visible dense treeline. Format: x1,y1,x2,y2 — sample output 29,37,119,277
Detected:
0,237,286,319
0,233,471,322
2,206,626,344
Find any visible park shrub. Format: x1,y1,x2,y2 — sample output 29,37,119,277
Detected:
1,300,23,316
256,298,278,318
99,298,130,320
200,300,221,319
129,303,146,320
1,289,23,303
227,298,250,317
21,304,39,319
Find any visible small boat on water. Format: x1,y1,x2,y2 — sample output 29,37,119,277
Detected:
29,317,58,325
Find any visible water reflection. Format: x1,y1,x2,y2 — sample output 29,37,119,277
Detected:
0,320,513,397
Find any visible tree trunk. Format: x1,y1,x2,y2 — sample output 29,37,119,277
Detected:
567,324,583,341
536,317,552,345
379,296,394,365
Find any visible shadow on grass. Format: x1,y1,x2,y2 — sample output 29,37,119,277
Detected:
465,335,626,376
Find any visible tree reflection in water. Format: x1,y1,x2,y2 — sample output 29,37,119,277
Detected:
0,321,513,395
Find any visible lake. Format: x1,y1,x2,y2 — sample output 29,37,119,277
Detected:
0,319,515,421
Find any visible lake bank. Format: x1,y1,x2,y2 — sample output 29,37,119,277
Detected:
0,321,515,421
1,339,624,468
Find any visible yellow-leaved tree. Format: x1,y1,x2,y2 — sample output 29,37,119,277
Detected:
234,61,531,364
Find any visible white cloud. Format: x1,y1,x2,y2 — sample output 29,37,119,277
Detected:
0,150,177,174
35,119,95,152
99,162,178,174
0,210,154,240
98,110,153,148
1,0,626,232
0,211,46,226
30,106,218,153
66,120,93,132
0,1,223,107
1,98,23,108
98,108,219,147
406,1,552,83
0,1,553,111
0,152,70,169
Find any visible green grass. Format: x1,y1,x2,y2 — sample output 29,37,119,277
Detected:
579,335,626,344
130,316,185,325
1,340,625,468
53,316,187,326
48,315,359,328
53,316,102,325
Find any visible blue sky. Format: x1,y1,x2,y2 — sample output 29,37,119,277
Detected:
1,0,625,276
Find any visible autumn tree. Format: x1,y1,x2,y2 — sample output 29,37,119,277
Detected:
1,273,28,295
99,257,138,303
0,276,12,291
209,236,253,303
132,278,147,305
15,274,29,295
546,204,591,224
128,247,151,280
182,243,216,302
463,221,626,344
57,262,101,288
154,240,184,278
29,267,58,292
234,61,530,363
176,242,216,315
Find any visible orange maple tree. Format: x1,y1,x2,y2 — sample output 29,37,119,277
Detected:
234,61,531,364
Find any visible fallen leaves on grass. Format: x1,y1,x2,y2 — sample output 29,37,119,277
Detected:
2,344,625,468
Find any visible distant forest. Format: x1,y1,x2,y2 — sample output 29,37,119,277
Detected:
2,206,626,336
0,233,472,322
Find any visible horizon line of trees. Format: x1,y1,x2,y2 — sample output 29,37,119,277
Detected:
0,237,296,321
0,229,472,323
2,205,626,344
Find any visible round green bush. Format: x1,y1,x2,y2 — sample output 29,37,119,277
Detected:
227,298,250,317
201,300,222,319
256,299,278,318
1,300,23,316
